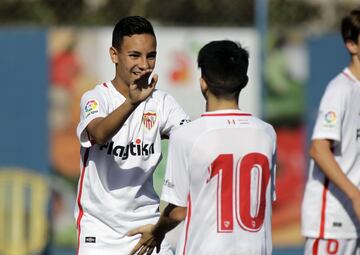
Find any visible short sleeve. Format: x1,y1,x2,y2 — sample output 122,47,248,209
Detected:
159,93,190,137
76,89,108,147
312,83,345,142
161,130,189,207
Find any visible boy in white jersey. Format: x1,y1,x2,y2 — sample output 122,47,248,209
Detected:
301,9,360,255
129,40,277,255
75,16,189,255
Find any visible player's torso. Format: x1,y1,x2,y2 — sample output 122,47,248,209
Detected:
178,111,275,255
92,85,163,170
340,80,360,176
79,85,167,234
327,74,360,181
302,73,360,238
329,78,360,235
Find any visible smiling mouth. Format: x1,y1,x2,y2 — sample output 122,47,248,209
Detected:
132,70,153,76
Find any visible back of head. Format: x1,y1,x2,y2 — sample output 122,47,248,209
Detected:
112,16,155,49
197,40,249,99
341,8,360,44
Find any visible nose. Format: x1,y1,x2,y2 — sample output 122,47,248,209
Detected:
138,56,150,70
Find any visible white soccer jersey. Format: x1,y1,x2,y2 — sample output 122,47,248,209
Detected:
302,68,360,239
161,110,277,255
75,81,189,255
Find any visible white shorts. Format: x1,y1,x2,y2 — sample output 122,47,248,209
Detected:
304,238,360,255
77,238,173,255
76,218,174,255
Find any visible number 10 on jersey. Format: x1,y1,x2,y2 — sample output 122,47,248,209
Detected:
206,153,270,233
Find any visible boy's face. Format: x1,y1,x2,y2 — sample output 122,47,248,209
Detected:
111,33,157,86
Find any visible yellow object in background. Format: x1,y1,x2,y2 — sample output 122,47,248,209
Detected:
0,169,49,255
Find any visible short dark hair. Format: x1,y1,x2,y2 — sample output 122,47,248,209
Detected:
112,16,155,49
197,40,249,99
341,8,360,43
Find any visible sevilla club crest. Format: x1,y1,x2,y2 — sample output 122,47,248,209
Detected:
143,112,157,130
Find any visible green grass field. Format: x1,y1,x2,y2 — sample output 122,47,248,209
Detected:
153,140,169,196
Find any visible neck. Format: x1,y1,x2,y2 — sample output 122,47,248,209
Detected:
206,93,239,112
111,77,129,97
349,55,360,81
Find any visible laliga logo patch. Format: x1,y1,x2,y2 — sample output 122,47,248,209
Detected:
324,111,336,124
143,112,157,130
85,99,98,113
85,99,99,117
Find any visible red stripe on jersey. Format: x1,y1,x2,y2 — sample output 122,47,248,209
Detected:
102,82,108,88
319,178,329,238
342,72,355,82
76,148,90,255
183,195,192,255
312,238,320,255
201,113,251,117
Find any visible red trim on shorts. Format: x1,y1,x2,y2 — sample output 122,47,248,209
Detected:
201,113,251,117
76,148,90,255
342,72,355,82
182,195,192,255
319,178,329,238
102,82,108,88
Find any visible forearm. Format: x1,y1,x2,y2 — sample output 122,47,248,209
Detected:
310,140,359,200
88,99,139,144
153,204,186,237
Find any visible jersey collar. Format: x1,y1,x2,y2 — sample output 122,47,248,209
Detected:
343,68,360,83
201,109,251,117
104,81,126,100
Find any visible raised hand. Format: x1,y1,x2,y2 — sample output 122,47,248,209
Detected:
129,69,158,105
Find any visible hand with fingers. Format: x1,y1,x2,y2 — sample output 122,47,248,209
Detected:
128,224,165,255
129,69,158,106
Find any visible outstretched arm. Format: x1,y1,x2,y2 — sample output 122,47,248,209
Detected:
128,204,187,255
310,139,360,221
87,71,158,144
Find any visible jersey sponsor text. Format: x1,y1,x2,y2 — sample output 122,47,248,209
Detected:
99,140,155,160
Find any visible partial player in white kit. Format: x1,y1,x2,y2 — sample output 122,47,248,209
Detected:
129,40,277,255
74,16,189,255
301,8,360,255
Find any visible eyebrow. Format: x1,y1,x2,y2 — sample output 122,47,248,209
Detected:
127,50,157,55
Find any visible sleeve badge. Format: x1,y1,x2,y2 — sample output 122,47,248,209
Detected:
84,99,99,117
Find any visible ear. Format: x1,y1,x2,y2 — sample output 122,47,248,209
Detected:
109,46,119,64
200,77,208,99
345,40,359,55
243,75,249,87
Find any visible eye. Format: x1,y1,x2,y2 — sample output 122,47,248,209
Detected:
147,53,156,60
129,54,139,58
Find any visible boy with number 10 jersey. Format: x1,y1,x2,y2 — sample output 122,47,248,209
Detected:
129,40,276,255
162,110,276,255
